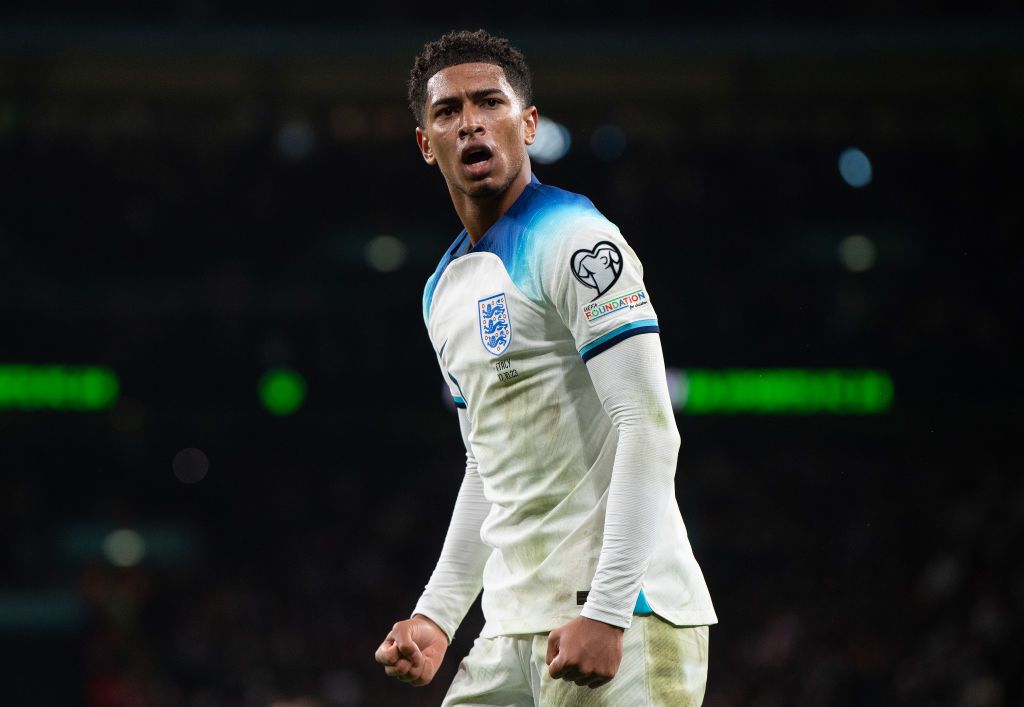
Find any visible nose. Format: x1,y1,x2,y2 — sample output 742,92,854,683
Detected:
458,105,485,139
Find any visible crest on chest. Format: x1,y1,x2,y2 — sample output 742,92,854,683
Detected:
478,293,512,357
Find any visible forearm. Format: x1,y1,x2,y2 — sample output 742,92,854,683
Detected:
581,333,681,628
412,411,492,641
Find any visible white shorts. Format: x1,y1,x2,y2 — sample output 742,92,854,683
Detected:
441,617,709,707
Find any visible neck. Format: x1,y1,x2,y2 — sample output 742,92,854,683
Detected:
450,164,533,245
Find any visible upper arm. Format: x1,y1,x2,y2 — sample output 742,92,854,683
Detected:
542,216,660,363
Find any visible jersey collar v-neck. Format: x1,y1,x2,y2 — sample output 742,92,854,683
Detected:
448,173,542,261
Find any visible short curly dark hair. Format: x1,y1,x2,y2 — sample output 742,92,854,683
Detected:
408,29,533,127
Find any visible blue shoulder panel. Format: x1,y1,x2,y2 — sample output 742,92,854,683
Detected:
471,176,603,302
422,175,606,321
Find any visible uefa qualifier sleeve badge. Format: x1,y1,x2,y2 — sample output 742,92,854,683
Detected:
570,241,623,299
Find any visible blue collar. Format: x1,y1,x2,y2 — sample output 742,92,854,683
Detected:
449,173,542,259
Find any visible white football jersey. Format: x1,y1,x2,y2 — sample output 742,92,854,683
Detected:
422,176,717,637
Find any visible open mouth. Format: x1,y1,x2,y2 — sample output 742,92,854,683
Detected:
461,145,493,165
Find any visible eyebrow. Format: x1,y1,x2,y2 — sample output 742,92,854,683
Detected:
430,87,506,110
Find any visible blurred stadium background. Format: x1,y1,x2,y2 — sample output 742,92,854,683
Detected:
1,3,1021,706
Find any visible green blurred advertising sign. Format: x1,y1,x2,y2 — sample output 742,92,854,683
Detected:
667,368,893,415
0,364,892,416
0,365,120,411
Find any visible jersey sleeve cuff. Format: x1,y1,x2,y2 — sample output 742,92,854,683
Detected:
410,601,458,643
579,603,634,630
578,319,660,362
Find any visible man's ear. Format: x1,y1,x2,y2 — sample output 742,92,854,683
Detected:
522,106,539,146
416,127,437,166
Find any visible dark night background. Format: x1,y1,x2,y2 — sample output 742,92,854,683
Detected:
0,3,1021,706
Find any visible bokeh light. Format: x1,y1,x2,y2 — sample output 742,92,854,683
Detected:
528,117,571,164
173,447,209,483
259,368,307,416
276,119,316,162
838,147,873,188
365,235,407,272
102,528,146,567
839,234,878,272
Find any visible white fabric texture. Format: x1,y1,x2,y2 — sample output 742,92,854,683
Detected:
441,617,710,707
579,333,681,628
412,408,491,641
414,334,708,636
418,178,716,636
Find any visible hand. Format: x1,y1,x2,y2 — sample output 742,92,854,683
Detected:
545,615,624,689
374,614,449,687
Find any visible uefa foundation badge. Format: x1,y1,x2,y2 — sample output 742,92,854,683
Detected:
478,293,512,356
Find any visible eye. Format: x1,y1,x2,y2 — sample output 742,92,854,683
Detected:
437,106,455,118
485,98,499,107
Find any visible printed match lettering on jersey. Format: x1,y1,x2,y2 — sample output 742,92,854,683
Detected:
582,288,651,326
478,293,512,356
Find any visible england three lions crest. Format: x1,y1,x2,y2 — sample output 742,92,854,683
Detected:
478,293,512,356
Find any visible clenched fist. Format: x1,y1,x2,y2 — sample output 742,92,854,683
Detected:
374,614,449,687
546,616,624,689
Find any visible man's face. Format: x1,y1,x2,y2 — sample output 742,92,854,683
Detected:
416,62,538,200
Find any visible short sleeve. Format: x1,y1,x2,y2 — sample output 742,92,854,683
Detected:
544,216,659,362
434,347,467,409
425,275,467,409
